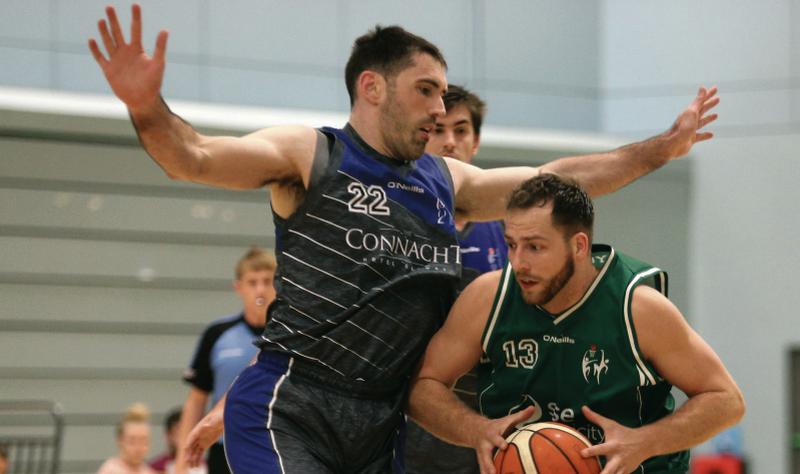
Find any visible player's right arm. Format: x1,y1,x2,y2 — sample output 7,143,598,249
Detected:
408,271,535,474
88,5,315,192
173,388,209,474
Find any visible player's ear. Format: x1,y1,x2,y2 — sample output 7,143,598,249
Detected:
358,70,384,106
572,232,590,257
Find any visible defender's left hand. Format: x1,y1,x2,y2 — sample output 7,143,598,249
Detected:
663,86,719,160
579,406,651,474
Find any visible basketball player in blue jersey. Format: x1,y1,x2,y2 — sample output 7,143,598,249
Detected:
89,5,720,473
404,85,503,474
427,85,507,280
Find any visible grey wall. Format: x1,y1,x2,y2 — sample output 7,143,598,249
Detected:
0,109,275,473
601,1,800,473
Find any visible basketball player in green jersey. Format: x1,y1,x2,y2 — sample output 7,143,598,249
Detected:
408,174,744,474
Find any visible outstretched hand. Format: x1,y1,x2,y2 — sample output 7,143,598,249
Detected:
663,86,720,159
580,406,651,474
473,406,536,474
88,3,168,112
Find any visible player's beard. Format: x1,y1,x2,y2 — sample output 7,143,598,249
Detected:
522,255,575,307
379,85,428,161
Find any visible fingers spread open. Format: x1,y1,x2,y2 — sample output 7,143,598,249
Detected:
701,96,720,115
699,114,718,129
131,3,142,47
98,19,115,54
154,30,169,64
106,6,126,46
696,131,714,142
88,39,107,66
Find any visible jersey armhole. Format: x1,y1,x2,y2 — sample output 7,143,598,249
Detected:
623,268,668,386
309,129,334,190
480,263,514,354
430,154,456,202
272,129,337,229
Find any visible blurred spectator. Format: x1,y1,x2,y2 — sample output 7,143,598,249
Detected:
148,408,180,474
97,403,156,474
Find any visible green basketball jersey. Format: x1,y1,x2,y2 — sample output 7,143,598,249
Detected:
477,244,690,473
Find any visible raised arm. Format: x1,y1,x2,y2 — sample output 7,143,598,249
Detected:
408,271,535,474
88,4,314,191
581,285,745,474
450,87,719,222
540,87,717,197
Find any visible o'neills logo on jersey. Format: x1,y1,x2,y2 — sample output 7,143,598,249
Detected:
543,334,575,344
345,228,461,265
387,181,425,194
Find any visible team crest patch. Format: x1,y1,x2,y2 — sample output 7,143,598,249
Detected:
581,344,610,384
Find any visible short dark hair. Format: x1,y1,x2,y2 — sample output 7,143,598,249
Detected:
443,84,487,136
345,25,447,106
164,407,181,432
507,174,594,241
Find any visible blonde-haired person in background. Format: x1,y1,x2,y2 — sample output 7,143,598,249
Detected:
174,247,276,474
97,403,156,474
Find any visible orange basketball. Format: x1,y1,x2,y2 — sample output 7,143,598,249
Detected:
493,422,602,474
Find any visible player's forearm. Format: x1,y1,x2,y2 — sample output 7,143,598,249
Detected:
407,377,487,448
637,388,745,458
541,134,674,198
174,396,207,469
128,96,207,182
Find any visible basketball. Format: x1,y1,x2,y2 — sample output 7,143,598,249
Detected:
493,422,601,474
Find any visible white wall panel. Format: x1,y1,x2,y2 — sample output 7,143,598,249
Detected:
0,47,51,89
602,0,791,89
207,0,341,68
207,66,344,111
0,0,52,42
689,134,800,473
602,89,795,134
56,0,203,57
483,0,599,89
483,88,599,129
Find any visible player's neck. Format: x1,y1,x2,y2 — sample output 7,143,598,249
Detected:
348,111,393,159
540,260,600,315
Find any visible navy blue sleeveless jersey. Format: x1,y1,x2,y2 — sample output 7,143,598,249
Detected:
258,125,461,395
458,221,508,281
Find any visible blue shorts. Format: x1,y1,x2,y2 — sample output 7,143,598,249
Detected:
223,351,406,474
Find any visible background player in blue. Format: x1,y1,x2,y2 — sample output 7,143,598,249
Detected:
427,85,507,280
404,85,505,474
174,247,276,474
89,5,720,473
408,175,745,474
